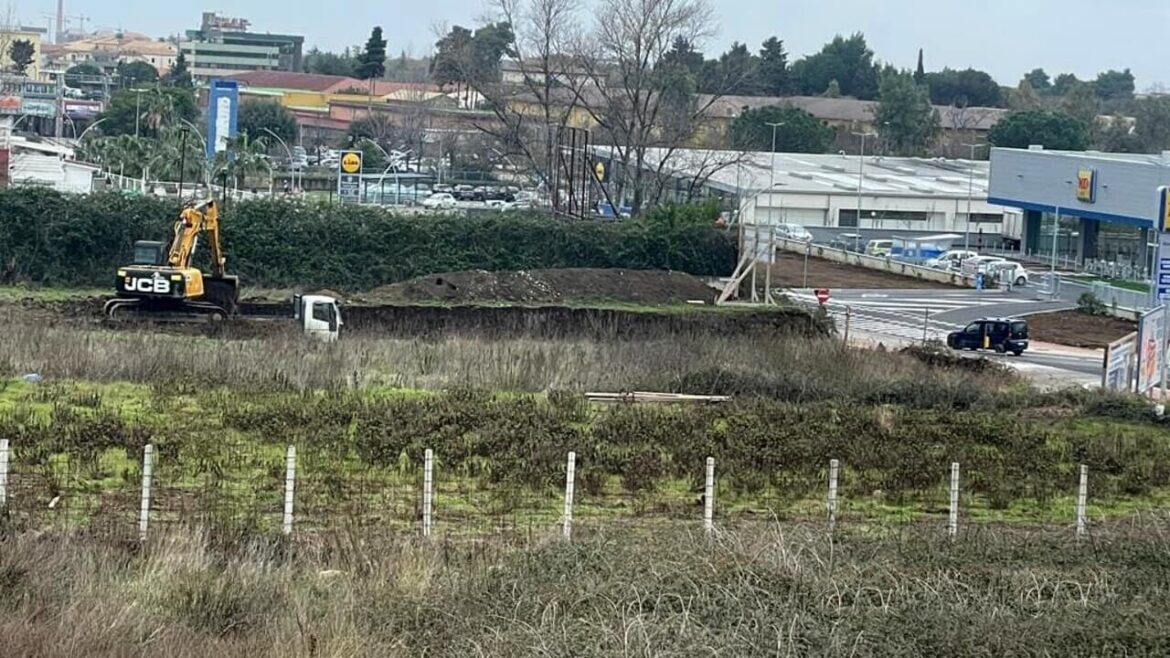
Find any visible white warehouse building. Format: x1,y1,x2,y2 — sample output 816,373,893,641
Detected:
596,147,1017,246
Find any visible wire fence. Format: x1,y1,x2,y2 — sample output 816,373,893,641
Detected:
0,438,1097,544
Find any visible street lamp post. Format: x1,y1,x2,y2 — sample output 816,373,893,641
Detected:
132,88,150,139
962,143,988,253
851,131,876,231
75,117,106,145
263,128,299,193
765,121,785,225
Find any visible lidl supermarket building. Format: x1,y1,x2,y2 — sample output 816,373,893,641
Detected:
989,147,1170,270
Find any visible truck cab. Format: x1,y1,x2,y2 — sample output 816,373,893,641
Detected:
294,294,342,341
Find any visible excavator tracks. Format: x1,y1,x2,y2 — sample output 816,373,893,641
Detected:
103,298,232,323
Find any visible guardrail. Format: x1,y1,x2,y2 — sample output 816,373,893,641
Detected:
754,229,975,288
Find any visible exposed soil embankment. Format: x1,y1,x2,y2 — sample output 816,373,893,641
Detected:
342,304,827,340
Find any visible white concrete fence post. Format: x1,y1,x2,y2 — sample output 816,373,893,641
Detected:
0,438,8,509
1076,464,1088,541
282,445,297,536
828,458,840,531
948,462,960,539
703,457,715,536
138,444,154,541
423,448,434,538
563,451,576,542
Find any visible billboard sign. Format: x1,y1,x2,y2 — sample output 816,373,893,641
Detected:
1136,306,1167,394
337,150,362,204
1076,168,1097,203
206,79,239,159
1156,188,1170,303
1103,333,1137,392
0,96,20,115
20,98,56,118
64,100,102,120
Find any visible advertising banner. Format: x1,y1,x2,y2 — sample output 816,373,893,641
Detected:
64,100,102,120
1136,306,1166,394
206,79,239,159
20,98,56,118
1103,333,1137,392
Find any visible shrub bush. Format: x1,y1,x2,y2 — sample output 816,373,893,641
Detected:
0,189,736,289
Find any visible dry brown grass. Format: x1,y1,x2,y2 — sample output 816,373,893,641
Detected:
0,316,1014,403
2,521,1169,657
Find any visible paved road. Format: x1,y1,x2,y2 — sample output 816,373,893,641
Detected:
787,287,1098,385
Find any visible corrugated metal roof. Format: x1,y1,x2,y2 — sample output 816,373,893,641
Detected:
593,146,990,199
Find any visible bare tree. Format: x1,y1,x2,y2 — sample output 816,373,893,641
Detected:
574,0,716,214
441,0,585,189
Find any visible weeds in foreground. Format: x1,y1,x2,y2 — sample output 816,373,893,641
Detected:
2,522,1170,657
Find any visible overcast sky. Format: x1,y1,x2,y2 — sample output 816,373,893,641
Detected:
51,0,1170,88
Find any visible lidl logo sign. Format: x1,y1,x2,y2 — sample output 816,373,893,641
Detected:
340,151,362,174
1076,168,1097,203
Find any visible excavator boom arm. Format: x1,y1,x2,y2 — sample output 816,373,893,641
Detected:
167,200,226,276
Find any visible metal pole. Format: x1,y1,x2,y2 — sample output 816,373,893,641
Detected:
1051,206,1061,274
1075,464,1088,541
851,131,874,230
138,444,155,542
765,227,774,304
1162,303,1169,401
948,462,960,539
857,133,864,228
263,128,295,191
134,90,140,138
923,307,930,345
423,448,434,538
563,451,576,541
766,122,784,226
282,445,297,536
963,144,977,252
703,457,715,536
802,241,810,289
843,306,851,344
0,438,8,508
827,458,839,532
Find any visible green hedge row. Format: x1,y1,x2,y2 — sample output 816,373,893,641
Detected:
0,190,737,290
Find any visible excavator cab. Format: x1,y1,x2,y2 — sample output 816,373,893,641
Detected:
106,200,239,321
132,241,167,266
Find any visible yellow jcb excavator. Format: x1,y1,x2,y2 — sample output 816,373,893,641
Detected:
104,198,240,320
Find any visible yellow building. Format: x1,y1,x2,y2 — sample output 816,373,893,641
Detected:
0,27,45,79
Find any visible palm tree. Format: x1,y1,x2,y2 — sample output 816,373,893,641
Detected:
213,133,273,194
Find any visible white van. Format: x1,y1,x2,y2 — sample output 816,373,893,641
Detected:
928,249,978,270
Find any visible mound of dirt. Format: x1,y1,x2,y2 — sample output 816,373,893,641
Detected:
364,269,718,305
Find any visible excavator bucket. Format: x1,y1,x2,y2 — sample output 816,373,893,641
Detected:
203,275,240,315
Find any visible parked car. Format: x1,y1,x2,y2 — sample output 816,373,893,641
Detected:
596,201,633,219
453,185,477,201
961,255,1007,275
986,261,1030,287
947,318,1029,356
421,193,458,210
775,223,814,242
927,249,979,270
865,239,894,257
829,232,865,252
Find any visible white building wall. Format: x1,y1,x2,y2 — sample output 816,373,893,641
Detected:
747,191,1003,235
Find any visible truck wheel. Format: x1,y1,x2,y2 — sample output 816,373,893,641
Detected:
993,344,1006,354
1015,276,1026,286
